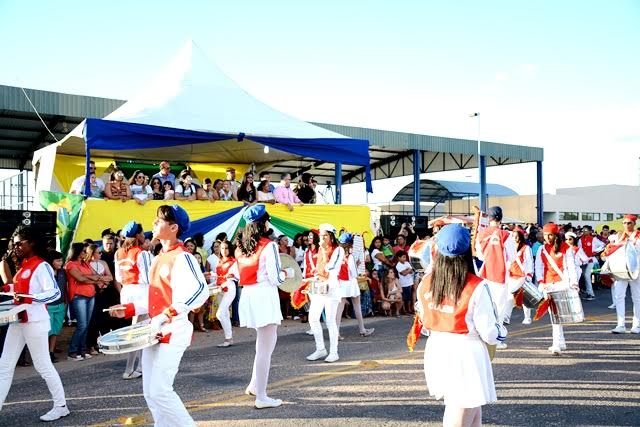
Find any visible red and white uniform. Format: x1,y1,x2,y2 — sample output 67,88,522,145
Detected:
215,257,239,340
578,234,605,297
302,248,318,278
337,251,360,298
504,245,534,323
122,244,207,427
475,226,517,323
0,257,66,410
609,231,640,330
115,246,152,304
568,245,589,281
237,237,286,329
420,273,506,408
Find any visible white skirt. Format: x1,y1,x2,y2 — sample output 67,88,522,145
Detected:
120,284,149,305
339,279,361,298
424,331,496,408
239,281,283,329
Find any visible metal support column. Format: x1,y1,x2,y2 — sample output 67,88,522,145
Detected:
413,149,420,217
335,162,342,204
536,161,544,225
479,155,487,212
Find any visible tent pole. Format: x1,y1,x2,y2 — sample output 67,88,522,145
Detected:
84,145,91,197
536,161,543,225
335,162,342,204
413,150,420,217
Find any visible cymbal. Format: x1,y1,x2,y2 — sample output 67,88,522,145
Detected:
278,254,303,293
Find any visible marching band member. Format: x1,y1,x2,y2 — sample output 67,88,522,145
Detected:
474,206,516,349
0,226,69,422
420,224,507,427
565,231,589,283
235,205,294,409
335,233,374,338
307,223,343,363
114,220,152,380
609,214,640,334
535,223,578,354
578,226,605,301
504,227,534,325
215,241,238,347
110,205,208,426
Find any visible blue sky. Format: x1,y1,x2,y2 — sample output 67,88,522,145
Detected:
1,0,639,195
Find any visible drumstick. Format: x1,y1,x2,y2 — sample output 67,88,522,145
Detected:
0,292,36,299
102,307,126,312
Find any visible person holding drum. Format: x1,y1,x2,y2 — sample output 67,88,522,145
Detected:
114,220,153,380
110,205,208,426
0,226,69,422
535,223,579,354
307,223,344,363
608,214,640,334
578,226,605,301
474,206,516,350
335,232,375,338
234,204,295,409
215,240,239,348
420,224,507,427
504,227,534,325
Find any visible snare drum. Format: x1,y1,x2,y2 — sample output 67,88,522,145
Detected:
521,280,544,309
208,284,222,296
0,305,20,326
602,242,640,281
548,289,584,325
98,321,159,354
308,280,329,296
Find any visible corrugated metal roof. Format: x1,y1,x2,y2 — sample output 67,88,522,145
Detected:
393,179,517,202
312,122,544,162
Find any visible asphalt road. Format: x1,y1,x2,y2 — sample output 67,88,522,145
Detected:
2,288,639,427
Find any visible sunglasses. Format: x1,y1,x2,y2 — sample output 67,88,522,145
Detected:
623,222,633,225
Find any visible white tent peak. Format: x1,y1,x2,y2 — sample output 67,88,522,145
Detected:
104,39,345,139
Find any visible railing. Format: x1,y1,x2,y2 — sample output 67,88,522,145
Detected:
0,171,34,210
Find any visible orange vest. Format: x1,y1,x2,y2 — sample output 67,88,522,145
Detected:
13,256,44,322
116,246,143,285
508,246,527,278
216,257,236,285
580,235,596,257
304,248,318,278
419,272,483,334
316,245,337,280
478,226,510,283
237,238,271,285
338,253,351,281
540,242,569,284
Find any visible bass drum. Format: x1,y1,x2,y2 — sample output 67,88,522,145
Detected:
602,242,639,281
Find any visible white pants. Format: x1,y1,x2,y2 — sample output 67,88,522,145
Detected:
0,320,66,410
141,342,194,427
542,281,569,348
216,282,237,340
309,294,340,355
613,278,640,328
486,281,508,326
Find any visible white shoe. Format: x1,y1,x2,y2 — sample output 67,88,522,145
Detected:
245,386,256,396
306,349,328,361
630,326,640,334
359,328,375,337
559,343,567,351
503,317,511,325
122,370,142,380
324,353,339,363
305,329,314,335
217,339,233,347
611,325,626,334
496,342,508,350
548,346,562,355
608,303,616,309
338,335,345,341
40,406,70,422
255,397,282,409
522,318,532,325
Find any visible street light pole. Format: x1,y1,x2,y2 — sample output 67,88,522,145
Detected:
469,112,486,212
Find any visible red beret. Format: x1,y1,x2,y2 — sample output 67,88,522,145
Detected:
623,214,637,223
543,223,559,234
513,226,526,234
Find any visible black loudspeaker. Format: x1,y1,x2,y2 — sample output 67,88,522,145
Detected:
379,214,429,238
0,210,57,259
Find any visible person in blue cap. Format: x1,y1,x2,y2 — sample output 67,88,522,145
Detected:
234,204,295,409
114,220,153,380
109,205,208,426
418,224,507,427
335,232,375,339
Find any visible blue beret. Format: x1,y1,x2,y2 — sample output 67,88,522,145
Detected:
243,204,268,223
338,232,353,244
437,224,470,257
123,221,142,238
170,205,190,237
487,206,503,221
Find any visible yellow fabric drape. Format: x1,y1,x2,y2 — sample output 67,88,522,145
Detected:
53,154,114,192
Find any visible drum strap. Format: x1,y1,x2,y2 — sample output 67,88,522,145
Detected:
514,248,526,276
542,247,565,281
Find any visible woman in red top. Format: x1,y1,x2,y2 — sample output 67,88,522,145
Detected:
65,243,101,360
215,241,238,347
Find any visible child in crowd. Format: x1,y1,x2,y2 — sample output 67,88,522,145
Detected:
382,267,402,317
47,251,67,363
163,181,175,200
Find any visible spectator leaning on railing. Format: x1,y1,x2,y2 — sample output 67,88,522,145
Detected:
151,161,176,187
259,171,276,192
257,180,276,204
104,169,132,202
273,173,303,211
129,170,153,205
70,160,105,195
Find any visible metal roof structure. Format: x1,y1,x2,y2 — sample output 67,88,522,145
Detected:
392,179,517,203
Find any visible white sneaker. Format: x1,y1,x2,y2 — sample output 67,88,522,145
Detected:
305,329,314,336
611,325,627,334
559,343,567,351
255,397,282,409
40,405,70,422
608,303,616,309
324,353,339,363
122,370,142,380
522,318,532,325
496,342,508,350
630,326,640,334
306,349,328,361
548,346,562,355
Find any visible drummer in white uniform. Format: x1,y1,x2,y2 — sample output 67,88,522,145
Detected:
504,227,534,325
110,205,208,426
420,224,507,427
335,232,374,339
535,223,578,355
608,214,640,334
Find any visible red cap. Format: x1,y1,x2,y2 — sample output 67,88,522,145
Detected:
513,226,526,234
432,219,446,227
623,214,637,223
543,223,559,234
